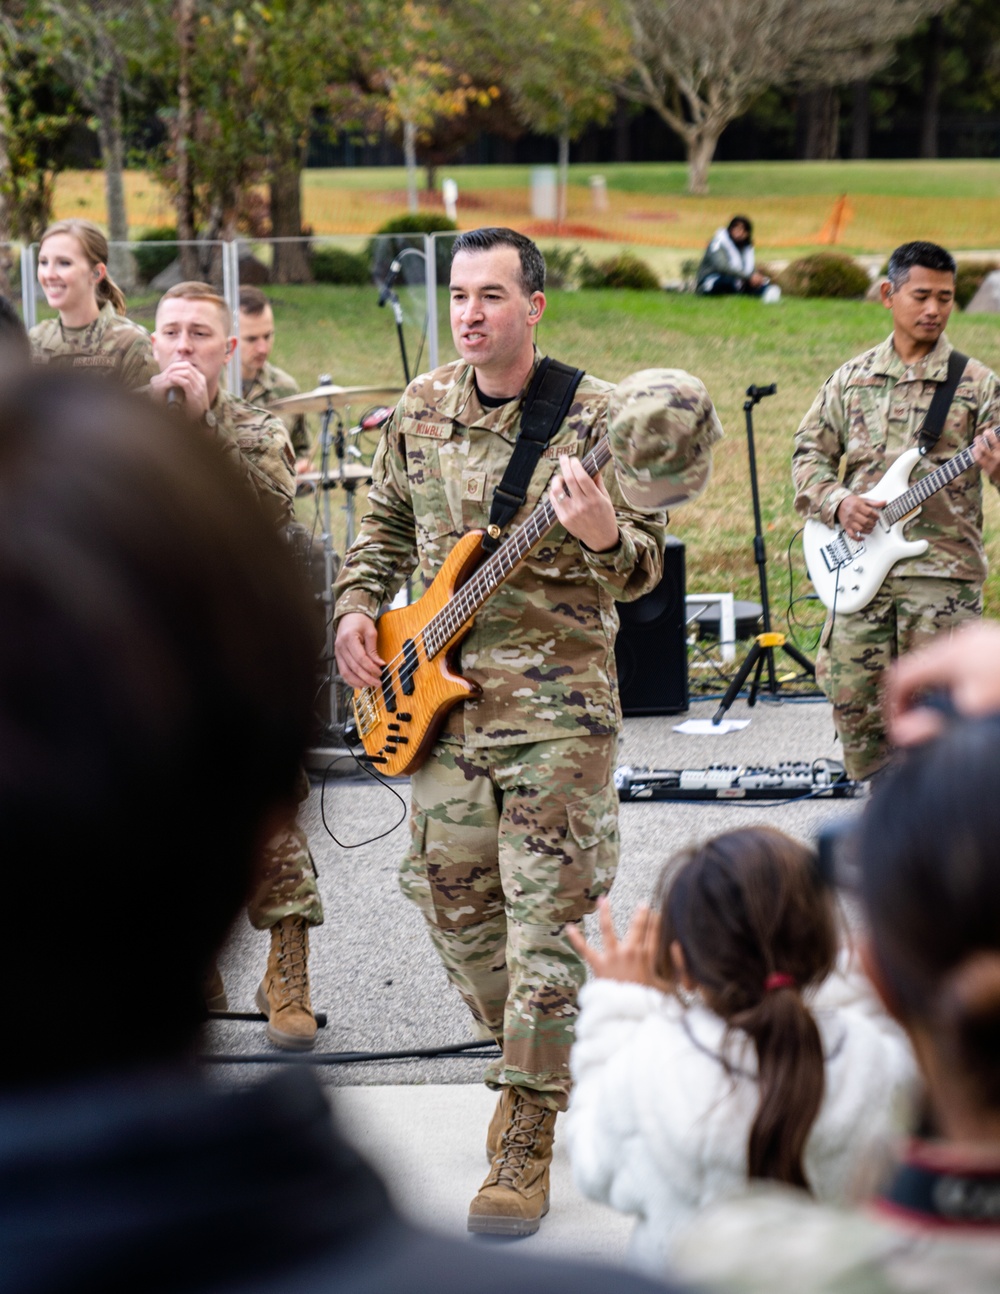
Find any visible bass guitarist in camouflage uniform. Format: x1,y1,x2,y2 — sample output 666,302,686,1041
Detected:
30,219,158,390
334,227,722,1237
792,241,1000,780
150,281,325,1050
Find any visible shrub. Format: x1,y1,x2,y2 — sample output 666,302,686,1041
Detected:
578,252,660,291
680,257,700,290
311,246,372,285
133,227,179,285
539,244,590,289
372,213,459,237
955,260,1000,310
778,252,870,299
366,212,459,285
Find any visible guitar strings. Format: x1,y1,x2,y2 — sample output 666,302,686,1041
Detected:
354,440,611,736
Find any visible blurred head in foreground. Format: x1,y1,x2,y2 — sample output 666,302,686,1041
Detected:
0,371,318,1087
0,296,30,379
858,716,1000,1130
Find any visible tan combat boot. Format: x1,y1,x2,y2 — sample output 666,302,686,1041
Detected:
486,1086,513,1161
202,960,228,1012
255,916,317,1051
468,1089,556,1236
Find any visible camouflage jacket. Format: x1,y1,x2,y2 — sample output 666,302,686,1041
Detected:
209,387,296,528
29,301,158,391
333,356,668,748
242,359,311,456
792,332,1000,584
671,1156,1000,1294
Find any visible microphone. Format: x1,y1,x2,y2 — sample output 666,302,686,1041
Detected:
166,385,186,409
746,383,777,400
377,258,403,307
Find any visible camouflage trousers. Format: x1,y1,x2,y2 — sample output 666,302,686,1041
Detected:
401,734,619,1112
817,576,981,780
246,767,324,929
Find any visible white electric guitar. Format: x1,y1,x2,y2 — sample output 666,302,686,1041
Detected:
803,441,984,613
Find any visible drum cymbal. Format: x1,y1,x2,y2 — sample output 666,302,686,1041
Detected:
271,384,403,415
298,464,373,485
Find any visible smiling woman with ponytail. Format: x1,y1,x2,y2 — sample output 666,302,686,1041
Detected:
564,826,917,1277
29,218,157,389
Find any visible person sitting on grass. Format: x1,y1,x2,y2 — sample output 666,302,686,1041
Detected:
695,216,772,296
565,826,917,1277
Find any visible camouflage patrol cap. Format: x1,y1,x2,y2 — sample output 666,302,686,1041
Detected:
608,368,724,510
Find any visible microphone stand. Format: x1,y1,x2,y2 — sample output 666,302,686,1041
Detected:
712,383,815,725
377,246,425,387
387,291,410,384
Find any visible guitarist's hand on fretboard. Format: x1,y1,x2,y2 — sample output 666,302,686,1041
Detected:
836,492,887,541
971,425,1000,484
549,452,620,553
335,612,384,689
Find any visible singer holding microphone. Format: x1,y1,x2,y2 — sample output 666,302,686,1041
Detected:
150,281,327,1050
30,219,158,388
150,281,297,528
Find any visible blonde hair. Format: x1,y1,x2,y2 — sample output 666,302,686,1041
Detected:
159,281,233,334
39,220,127,316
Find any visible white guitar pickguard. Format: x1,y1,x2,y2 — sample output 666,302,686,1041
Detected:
803,448,929,613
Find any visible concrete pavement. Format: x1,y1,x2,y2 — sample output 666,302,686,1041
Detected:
203,690,861,1262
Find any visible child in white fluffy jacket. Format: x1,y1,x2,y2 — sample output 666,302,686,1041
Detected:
565,826,917,1278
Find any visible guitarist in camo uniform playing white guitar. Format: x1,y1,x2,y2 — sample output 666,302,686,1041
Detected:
793,240,1000,781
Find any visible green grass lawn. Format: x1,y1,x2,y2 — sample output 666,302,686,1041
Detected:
194,283,1000,665
302,159,1000,199
51,159,1000,261
570,159,1000,199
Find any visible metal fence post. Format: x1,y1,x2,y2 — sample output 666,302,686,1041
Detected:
425,233,438,371
21,244,36,330
222,239,241,393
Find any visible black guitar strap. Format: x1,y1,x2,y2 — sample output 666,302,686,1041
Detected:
482,357,585,554
918,349,967,455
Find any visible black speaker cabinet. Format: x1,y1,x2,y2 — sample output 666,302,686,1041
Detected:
615,537,688,716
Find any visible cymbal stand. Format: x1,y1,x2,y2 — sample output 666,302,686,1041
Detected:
315,380,346,736
712,383,815,726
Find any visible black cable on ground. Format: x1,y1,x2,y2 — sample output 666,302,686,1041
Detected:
199,1037,502,1066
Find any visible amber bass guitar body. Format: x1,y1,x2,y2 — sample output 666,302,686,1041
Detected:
351,434,614,776
352,531,486,776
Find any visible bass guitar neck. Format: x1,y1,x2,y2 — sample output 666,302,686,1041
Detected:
352,436,613,776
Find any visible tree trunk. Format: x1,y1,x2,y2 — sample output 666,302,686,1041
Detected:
799,86,839,160
824,89,840,161
614,96,629,163
850,79,870,160
270,158,312,283
920,14,944,159
685,124,722,196
403,118,418,214
175,0,199,280
557,131,569,226
95,65,136,294
0,75,12,298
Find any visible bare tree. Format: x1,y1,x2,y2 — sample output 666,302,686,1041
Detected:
0,73,12,297
618,0,950,193
174,0,198,280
